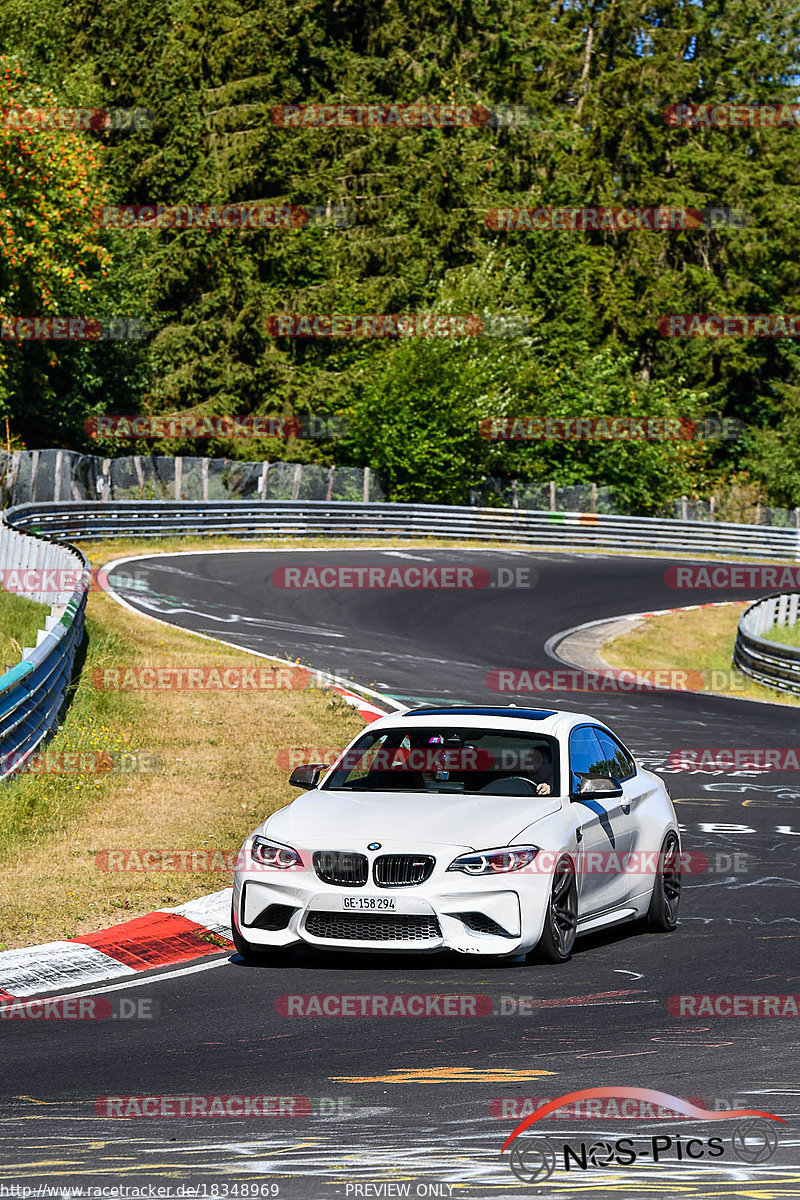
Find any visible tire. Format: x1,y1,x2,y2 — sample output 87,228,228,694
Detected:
534,855,578,963
231,902,286,965
647,831,681,932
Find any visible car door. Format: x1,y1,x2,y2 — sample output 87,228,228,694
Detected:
568,724,634,913
594,727,659,891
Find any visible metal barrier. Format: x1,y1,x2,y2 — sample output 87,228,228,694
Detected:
733,591,800,692
0,516,88,780
5,500,800,558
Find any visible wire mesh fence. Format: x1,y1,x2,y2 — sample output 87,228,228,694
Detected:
1,450,381,506
470,478,622,513
1,450,799,524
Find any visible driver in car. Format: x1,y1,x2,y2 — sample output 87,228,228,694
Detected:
525,745,552,795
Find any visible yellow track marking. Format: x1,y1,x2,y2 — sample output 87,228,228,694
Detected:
330,1066,556,1084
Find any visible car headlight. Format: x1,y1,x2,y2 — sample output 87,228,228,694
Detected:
446,846,540,875
249,836,303,869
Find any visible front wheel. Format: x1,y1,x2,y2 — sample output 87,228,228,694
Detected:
231,903,287,965
534,855,578,963
647,831,681,931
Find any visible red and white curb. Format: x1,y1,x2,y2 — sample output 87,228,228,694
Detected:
328,682,390,724
631,600,743,619
0,889,235,1001
0,688,393,1002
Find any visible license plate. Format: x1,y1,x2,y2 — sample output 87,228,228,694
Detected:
342,896,397,911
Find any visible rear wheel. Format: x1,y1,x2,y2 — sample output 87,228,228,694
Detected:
534,855,578,963
647,831,681,931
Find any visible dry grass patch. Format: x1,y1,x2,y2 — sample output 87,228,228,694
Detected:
0,589,48,675
604,602,800,707
0,538,366,949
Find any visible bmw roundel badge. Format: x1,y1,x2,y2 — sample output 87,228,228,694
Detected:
367,842,381,851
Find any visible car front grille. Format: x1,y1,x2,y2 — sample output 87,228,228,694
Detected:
304,911,442,942
373,854,435,887
313,851,369,887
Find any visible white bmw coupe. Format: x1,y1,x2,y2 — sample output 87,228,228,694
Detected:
231,706,681,964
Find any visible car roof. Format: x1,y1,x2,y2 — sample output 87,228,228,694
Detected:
369,705,610,737
408,706,557,720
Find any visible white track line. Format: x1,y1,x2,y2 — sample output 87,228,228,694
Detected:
101,551,406,711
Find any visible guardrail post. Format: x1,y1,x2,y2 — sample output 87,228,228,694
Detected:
511,479,519,510
709,495,715,520
174,456,183,501
202,457,209,502
292,463,302,502
326,465,335,502
29,450,39,502
590,482,597,514
133,456,144,499
549,480,555,511
363,468,371,503
680,495,688,521
259,461,270,501
54,450,64,503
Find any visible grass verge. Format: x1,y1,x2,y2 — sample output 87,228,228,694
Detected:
763,621,800,648
0,589,48,675
0,538,366,950
604,602,800,707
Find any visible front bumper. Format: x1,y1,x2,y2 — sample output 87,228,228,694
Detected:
233,854,552,956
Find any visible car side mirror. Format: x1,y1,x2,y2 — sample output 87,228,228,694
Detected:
571,773,623,800
289,764,325,789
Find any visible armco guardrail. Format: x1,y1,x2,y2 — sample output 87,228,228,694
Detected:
5,500,800,558
733,591,800,692
0,516,88,780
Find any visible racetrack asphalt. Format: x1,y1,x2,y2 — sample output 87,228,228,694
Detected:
2,547,798,1197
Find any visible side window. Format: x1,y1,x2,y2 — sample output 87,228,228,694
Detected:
568,726,607,792
594,729,636,781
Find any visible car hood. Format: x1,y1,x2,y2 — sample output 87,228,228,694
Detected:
262,788,561,850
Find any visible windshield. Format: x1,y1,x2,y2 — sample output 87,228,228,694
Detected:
322,726,560,796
